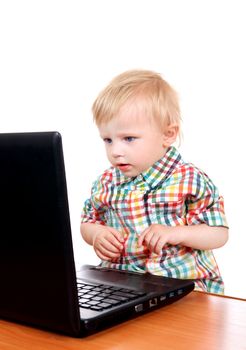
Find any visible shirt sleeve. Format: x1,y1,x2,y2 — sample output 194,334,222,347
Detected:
81,178,107,226
185,167,228,228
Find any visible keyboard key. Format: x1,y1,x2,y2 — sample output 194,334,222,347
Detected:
96,302,112,309
90,306,103,311
93,287,104,292
87,291,100,296
99,292,113,298
93,296,104,301
79,288,93,294
101,288,112,294
108,295,128,302
113,291,138,299
82,285,94,290
77,283,86,288
79,303,90,308
104,298,121,305
87,300,100,306
80,294,93,299
79,298,91,303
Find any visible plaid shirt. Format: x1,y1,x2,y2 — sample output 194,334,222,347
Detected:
81,147,228,294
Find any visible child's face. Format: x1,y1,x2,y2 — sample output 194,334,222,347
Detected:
98,99,169,178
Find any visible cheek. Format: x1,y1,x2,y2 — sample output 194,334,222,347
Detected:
104,146,112,159
129,144,144,157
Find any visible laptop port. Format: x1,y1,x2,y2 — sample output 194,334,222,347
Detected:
149,298,158,308
135,304,144,312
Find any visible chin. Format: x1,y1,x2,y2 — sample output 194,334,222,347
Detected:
125,171,140,178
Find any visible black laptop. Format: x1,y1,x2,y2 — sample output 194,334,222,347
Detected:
0,132,194,337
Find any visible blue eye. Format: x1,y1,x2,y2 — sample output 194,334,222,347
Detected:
103,138,112,144
124,136,136,142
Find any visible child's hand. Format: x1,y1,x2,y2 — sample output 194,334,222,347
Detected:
92,225,124,261
138,224,182,254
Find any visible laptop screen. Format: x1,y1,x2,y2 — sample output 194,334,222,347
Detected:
0,132,80,335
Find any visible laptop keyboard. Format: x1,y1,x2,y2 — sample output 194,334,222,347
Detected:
77,281,146,311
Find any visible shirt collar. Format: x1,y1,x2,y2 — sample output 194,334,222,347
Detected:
112,147,183,188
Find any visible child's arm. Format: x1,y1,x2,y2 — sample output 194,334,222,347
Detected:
80,222,124,261
138,224,228,255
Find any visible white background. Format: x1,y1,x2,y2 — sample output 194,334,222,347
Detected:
0,1,245,298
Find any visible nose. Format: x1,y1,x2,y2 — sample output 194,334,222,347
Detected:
110,141,124,158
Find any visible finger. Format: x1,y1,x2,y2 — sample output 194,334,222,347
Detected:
108,227,125,243
95,246,121,260
141,230,155,247
95,250,111,261
96,237,122,254
103,235,124,252
147,233,161,252
154,236,167,254
138,227,151,246
94,229,123,252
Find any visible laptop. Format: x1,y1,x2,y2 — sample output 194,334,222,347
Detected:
0,131,194,337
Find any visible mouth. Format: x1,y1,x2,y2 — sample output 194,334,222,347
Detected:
116,163,132,172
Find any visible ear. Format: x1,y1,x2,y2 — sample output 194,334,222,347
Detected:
162,124,179,147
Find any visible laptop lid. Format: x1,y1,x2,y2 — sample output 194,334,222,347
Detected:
0,131,194,337
0,132,81,336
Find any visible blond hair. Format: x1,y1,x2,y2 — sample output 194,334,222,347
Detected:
92,69,181,135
